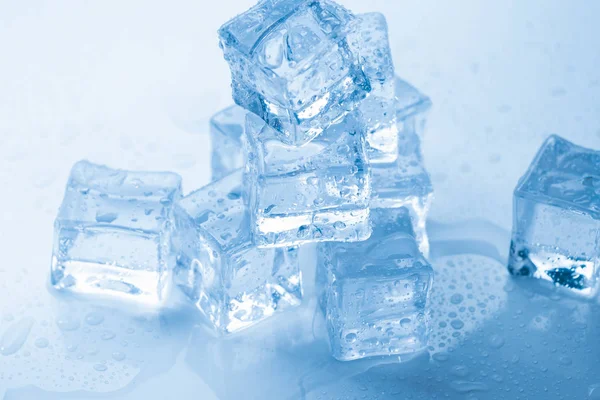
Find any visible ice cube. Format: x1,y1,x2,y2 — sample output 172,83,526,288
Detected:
318,209,433,361
172,169,302,334
210,105,247,181
348,13,395,99
394,77,432,138
508,135,600,297
367,79,433,255
218,0,370,146
51,161,182,305
244,111,371,248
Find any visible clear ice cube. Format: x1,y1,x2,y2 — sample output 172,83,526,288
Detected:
509,135,600,297
318,209,433,361
210,105,247,181
51,160,183,305
218,0,370,146
172,169,303,334
244,111,372,248
349,13,395,99
368,78,433,255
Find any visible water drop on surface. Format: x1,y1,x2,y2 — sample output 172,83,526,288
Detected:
112,351,126,361
101,331,116,340
488,334,505,349
34,337,49,349
56,316,80,331
450,294,464,304
85,312,104,326
0,317,34,356
93,364,108,372
400,318,412,328
450,319,464,330
345,333,357,343
333,221,346,230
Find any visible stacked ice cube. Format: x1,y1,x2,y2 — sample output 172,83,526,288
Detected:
218,0,435,359
50,0,436,361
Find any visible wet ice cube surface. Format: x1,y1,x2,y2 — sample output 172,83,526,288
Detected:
210,105,247,181
172,169,302,334
51,160,182,305
509,134,600,296
349,12,395,99
319,221,433,361
366,79,433,255
244,112,371,248
218,0,370,145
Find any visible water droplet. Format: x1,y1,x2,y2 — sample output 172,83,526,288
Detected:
34,337,49,349
56,316,80,331
559,356,573,366
0,317,34,356
400,318,412,328
345,333,357,343
451,365,469,377
93,363,108,372
450,294,464,304
450,380,489,394
112,351,126,361
488,334,505,349
95,212,118,223
450,319,464,330
85,312,104,326
101,331,116,341
333,221,346,230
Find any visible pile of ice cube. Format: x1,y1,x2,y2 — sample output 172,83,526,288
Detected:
50,0,434,362
49,0,600,364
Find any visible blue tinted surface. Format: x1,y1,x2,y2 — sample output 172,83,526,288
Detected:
509,135,600,297
2,1,600,399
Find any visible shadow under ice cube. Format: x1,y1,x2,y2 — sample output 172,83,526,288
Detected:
319,213,433,361
218,0,370,146
51,160,182,305
244,111,371,248
509,135,600,297
172,170,302,334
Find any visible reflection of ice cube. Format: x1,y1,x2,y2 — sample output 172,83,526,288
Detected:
50,161,182,305
319,211,433,361
509,135,600,297
210,105,247,181
172,170,302,334
244,111,371,248
219,0,370,145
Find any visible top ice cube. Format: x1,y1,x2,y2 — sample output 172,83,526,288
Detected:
218,0,370,146
516,135,600,216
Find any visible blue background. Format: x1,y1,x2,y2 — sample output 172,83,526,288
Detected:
1,0,600,398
